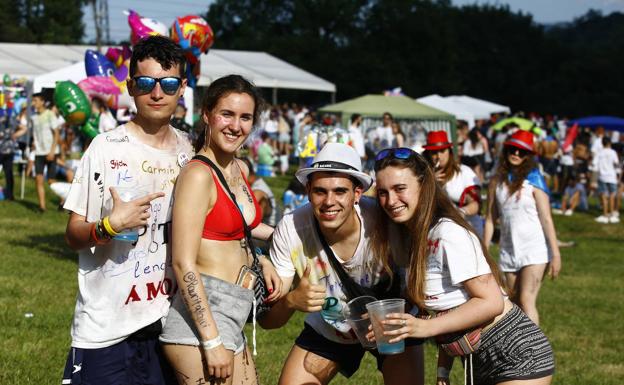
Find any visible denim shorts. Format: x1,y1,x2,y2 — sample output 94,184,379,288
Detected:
598,181,617,195
159,274,253,354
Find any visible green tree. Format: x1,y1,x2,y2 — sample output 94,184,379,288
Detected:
0,0,85,43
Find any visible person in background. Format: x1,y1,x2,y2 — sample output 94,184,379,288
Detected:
423,131,483,236
31,93,60,212
593,137,620,223
391,121,406,148
373,146,555,385
462,128,489,185
257,131,276,176
484,130,561,325
241,157,281,253
170,102,194,140
538,127,560,193
91,97,117,133
373,112,395,150
348,113,366,168
553,174,588,216
0,110,28,201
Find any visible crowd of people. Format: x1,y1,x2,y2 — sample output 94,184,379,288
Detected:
0,34,620,385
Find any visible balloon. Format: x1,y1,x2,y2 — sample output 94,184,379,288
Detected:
2,74,10,85
105,45,132,69
170,15,214,60
80,115,100,139
54,81,91,125
126,9,167,46
84,50,116,78
171,15,214,88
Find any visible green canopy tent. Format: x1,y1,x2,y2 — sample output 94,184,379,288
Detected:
319,94,457,148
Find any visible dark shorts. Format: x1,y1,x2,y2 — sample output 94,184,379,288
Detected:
294,322,424,378
62,320,175,385
34,155,58,179
540,157,558,176
470,304,555,385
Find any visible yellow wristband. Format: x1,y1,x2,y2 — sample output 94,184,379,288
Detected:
102,216,120,236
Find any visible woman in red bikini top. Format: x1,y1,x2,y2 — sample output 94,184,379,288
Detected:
162,75,282,384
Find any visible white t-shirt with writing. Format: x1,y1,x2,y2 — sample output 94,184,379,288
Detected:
63,125,193,349
422,219,491,311
270,197,385,344
593,147,619,184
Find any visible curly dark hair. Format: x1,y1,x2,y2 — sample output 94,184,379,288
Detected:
494,145,537,196
129,36,186,78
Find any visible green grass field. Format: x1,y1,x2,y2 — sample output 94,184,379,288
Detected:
0,173,622,384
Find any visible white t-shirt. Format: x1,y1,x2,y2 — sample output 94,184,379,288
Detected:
422,219,491,311
32,109,60,155
270,197,385,344
593,147,619,184
374,125,394,148
348,125,366,159
63,125,193,349
444,165,483,235
462,140,485,157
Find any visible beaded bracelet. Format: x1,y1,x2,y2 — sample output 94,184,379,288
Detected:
200,335,223,350
102,216,120,237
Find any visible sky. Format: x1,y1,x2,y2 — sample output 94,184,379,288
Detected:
83,0,624,43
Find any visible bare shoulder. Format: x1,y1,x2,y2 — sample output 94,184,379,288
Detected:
177,161,215,190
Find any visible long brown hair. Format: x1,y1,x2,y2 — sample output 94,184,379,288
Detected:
371,152,503,308
193,75,266,152
423,147,461,184
493,145,537,197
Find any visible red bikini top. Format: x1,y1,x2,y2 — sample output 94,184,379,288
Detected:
189,159,262,241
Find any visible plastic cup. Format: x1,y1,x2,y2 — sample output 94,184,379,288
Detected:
109,186,149,242
342,296,377,349
366,298,406,355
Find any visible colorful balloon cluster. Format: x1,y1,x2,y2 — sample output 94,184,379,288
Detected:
0,75,27,119
126,9,214,87
78,48,132,111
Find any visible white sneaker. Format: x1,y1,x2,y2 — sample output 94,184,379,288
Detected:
595,215,610,223
564,209,573,216
610,215,620,223
552,208,563,215
612,211,620,218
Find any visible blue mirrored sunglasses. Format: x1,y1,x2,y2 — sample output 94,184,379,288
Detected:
374,147,419,170
133,76,182,95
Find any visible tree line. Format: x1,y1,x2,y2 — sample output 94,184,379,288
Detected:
1,0,622,116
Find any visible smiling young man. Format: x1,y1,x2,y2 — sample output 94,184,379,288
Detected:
261,143,424,385
61,36,193,385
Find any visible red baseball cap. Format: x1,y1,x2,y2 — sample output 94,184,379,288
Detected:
423,131,453,151
504,130,535,153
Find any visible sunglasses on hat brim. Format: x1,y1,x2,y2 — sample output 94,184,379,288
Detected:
132,76,182,95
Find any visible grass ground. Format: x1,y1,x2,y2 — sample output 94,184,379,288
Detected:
0,172,622,384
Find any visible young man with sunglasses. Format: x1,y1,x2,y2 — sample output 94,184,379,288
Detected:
261,143,424,385
61,36,193,385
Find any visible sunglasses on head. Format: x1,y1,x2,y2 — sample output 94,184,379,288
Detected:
132,76,182,95
506,146,531,157
374,147,421,170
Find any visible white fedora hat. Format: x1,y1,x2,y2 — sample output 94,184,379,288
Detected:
295,142,373,191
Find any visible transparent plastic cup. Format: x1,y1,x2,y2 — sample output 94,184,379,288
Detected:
109,186,149,242
342,296,377,349
366,298,406,355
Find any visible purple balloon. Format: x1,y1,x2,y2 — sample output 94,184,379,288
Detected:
84,49,115,78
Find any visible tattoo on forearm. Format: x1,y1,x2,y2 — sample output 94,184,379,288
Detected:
182,271,208,328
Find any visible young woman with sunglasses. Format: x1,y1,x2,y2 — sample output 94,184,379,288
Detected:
371,147,555,385
423,131,484,236
160,75,283,385
484,130,561,326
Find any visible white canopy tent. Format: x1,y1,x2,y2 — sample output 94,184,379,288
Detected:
0,43,336,104
416,94,490,128
445,95,511,116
